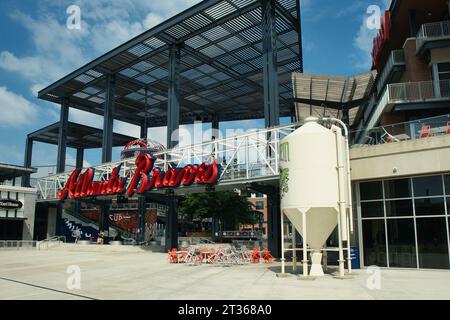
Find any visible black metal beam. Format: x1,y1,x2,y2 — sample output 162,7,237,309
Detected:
295,0,304,73
21,137,33,187
57,98,69,173
137,196,146,243
76,148,84,169
165,189,178,250
167,45,181,149
262,0,280,127
102,75,115,163
37,0,225,99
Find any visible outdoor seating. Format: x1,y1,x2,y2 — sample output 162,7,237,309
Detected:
419,124,432,138
167,245,272,266
262,248,273,263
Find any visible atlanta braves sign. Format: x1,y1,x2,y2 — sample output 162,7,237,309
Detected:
58,153,220,201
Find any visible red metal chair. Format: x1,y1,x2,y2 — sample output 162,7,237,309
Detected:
419,124,431,138
262,248,273,264
168,248,179,263
252,247,261,263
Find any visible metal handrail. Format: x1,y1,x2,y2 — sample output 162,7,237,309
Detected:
36,122,302,201
417,20,450,51
0,240,38,250
37,236,66,251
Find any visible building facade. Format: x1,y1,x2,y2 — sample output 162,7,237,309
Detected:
350,0,450,270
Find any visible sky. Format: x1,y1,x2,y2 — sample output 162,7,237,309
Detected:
0,0,389,170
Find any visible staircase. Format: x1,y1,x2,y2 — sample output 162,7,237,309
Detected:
61,218,99,243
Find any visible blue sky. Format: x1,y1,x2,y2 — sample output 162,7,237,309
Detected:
0,0,388,169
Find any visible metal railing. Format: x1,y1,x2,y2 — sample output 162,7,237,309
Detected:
376,50,405,95
352,114,450,146
0,240,37,250
37,236,66,250
36,123,301,201
417,20,450,51
360,80,450,140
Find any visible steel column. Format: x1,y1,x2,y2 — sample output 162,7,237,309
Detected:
295,0,304,73
57,98,69,173
102,75,115,163
250,184,281,258
267,187,281,258
76,148,84,169
56,203,63,236
100,205,110,236
262,0,280,128
22,137,33,187
167,45,180,149
165,189,178,250
74,147,83,221
137,196,146,243
141,120,148,140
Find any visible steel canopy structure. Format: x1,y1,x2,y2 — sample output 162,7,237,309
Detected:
292,71,376,126
31,0,303,256
27,122,137,150
38,0,302,129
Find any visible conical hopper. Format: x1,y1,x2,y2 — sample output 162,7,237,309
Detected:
283,207,338,249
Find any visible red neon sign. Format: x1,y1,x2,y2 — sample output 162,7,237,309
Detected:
58,153,220,201
371,10,391,68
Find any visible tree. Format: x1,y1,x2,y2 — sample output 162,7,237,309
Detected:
180,191,259,230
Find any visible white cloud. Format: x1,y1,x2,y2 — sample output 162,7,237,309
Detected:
69,108,103,128
0,87,39,127
0,0,201,96
352,1,391,70
143,12,164,29
353,17,378,70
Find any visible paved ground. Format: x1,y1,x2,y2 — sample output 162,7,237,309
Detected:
0,246,450,300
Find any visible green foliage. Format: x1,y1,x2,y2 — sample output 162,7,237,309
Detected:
180,191,259,229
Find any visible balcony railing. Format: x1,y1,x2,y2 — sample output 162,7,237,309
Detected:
352,114,450,146
388,80,450,102
357,80,450,143
417,20,450,51
376,50,405,95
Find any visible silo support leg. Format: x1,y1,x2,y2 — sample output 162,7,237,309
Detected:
292,225,297,273
276,211,287,278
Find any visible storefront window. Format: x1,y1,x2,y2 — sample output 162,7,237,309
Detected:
413,176,443,197
384,179,411,199
385,199,413,217
359,175,450,269
362,220,387,267
360,181,383,200
445,175,450,195
416,218,450,269
361,201,384,218
414,198,445,216
387,219,417,268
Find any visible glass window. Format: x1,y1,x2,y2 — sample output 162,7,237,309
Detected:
416,218,450,269
387,219,417,268
362,220,387,267
255,201,264,210
438,62,450,73
413,176,443,197
384,179,411,199
361,201,384,218
385,200,413,217
445,175,450,195
360,181,383,200
414,198,445,216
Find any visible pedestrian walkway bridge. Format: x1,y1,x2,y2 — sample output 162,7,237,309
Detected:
36,122,301,202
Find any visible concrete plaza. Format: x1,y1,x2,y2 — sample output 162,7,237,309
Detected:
0,245,449,300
